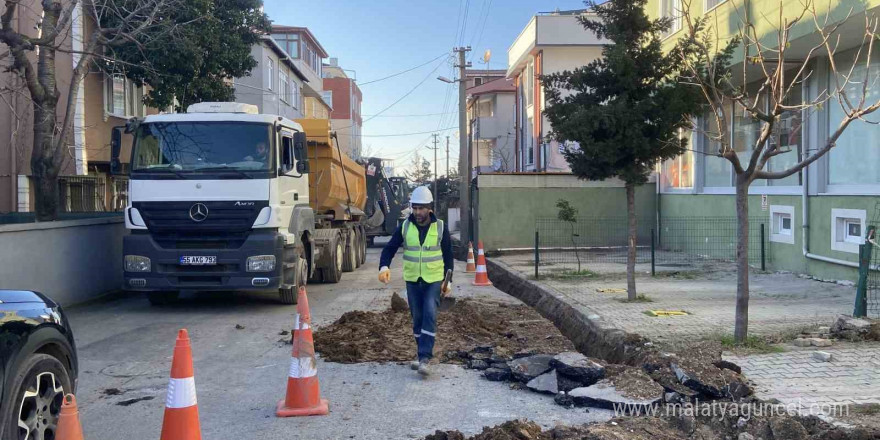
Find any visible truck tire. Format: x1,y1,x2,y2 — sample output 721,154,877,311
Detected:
322,235,343,283
342,231,357,273
353,227,362,269
359,226,367,265
279,245,307,304
147,291,179,306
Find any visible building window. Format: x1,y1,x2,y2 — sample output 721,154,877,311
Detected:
660,0,682,37
474,77,483,86
769,205,795,244
732,100,767,187
705,0,727,11
702,111,733,187
271,33,299,58
828,49,880,187
767,80,802,186
831,208,866,253
105,74,144,118
266,58,274,91
280,72,290,104
662,129,693,189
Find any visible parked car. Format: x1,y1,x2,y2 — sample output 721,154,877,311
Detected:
0,290,78,440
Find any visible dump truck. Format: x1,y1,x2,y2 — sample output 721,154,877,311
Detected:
112,102,368,305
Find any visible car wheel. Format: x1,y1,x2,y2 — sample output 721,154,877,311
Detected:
1,353,72,440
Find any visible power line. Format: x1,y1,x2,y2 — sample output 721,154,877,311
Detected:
358,53,448,86
355,126,458,137
361,111,456,118
340,56,449,132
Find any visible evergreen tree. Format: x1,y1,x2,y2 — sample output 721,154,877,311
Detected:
542,0,701,300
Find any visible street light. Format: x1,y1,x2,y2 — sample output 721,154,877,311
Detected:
437,76,454,84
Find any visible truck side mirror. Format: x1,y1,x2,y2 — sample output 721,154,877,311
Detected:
293,131,309,174
110,126,124,175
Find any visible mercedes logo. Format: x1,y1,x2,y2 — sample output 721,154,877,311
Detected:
189,203,209,222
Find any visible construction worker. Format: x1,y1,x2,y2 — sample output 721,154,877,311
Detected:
378,186,452,376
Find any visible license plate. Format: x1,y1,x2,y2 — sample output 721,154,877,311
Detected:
180,256,217,265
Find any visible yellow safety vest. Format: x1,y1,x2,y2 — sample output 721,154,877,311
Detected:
402,219,444,283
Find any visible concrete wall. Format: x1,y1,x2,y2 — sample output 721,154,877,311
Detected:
476,174,657,251
660,193,879,280
0,217,125,306
234,44,304,121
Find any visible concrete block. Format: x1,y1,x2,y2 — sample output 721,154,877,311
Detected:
792,338,812,347
809,338,833,347
812,351,833,362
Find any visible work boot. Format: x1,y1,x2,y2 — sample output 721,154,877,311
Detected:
418,359,431,376
410,358,419,370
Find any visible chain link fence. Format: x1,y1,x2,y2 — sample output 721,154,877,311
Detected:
533,216,770,276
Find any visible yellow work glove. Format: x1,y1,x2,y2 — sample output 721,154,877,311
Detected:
378,266,391,284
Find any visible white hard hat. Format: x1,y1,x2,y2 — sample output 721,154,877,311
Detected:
410,186,434,205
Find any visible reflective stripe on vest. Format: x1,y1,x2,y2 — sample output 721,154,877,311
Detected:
402,219,444,283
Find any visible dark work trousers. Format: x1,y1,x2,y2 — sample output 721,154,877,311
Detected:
405,279,442,361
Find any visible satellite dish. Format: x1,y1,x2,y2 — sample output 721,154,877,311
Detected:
482,49,491,64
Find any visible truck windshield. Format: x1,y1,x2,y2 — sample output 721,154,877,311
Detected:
132,122,273,175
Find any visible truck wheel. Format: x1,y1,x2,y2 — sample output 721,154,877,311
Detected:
279,246,307,304
147,291,179,306
353,228,363,269
322,236,343,283
342,231,357,273
359,227,367,265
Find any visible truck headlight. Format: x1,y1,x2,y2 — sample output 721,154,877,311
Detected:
125,255,151,272
247,255,276,272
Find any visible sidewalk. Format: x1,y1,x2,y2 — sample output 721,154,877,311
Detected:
493,253,879,414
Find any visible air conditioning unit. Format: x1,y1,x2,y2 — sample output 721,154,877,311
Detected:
186,102,259,114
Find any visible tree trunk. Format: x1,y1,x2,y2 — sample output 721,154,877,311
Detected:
32,43,61,222
626,182,637,301
31,102,61,221
734,176,750,342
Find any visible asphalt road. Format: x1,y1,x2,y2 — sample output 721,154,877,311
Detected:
67,241,611,439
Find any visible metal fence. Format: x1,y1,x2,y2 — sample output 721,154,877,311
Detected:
859,202,880,318
58,175,128,213
534,216,770,276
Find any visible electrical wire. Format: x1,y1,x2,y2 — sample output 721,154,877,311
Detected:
358,53,449,86
354,126,458,137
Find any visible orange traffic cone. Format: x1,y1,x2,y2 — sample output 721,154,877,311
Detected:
160,329,201,440
465,242,477,273
277,287,329,417
473,240,493,287
56,394,84,440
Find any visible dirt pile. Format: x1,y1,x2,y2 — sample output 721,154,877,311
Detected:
422,415,880,440
314,298,574,363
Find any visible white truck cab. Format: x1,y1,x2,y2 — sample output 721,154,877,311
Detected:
114,103,315,305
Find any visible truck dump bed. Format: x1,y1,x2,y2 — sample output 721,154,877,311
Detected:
295,119,366,221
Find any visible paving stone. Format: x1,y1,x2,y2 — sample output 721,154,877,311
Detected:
812,351,833,362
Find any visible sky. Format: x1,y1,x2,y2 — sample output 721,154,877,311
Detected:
263,0,587,176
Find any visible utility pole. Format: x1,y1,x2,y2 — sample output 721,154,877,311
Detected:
445,136,450,179
431,133,439,212
454,46,472,243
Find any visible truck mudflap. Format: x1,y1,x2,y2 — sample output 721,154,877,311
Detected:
123,230,286,291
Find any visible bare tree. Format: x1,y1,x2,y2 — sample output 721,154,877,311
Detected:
0,0,186,220
674,0,880,341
